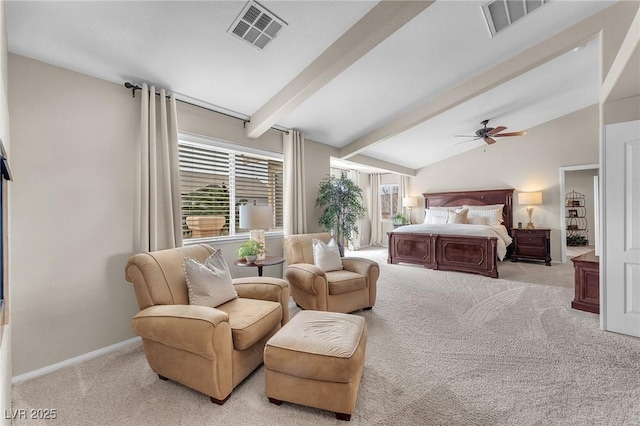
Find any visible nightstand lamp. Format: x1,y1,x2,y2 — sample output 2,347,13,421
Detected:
402,196,418,224
518,191,542,229
239,203,273,260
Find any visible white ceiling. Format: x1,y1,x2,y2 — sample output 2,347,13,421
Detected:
6,0,618,173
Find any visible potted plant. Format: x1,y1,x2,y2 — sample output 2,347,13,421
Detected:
238,239,266,263
392,213,409,226
183,184,229,238
315,174,366,256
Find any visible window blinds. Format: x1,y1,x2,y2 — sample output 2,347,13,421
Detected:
179,140,283,239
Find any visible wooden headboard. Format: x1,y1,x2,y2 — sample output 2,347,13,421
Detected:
422,188,514,232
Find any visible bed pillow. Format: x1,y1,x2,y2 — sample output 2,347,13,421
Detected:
464,203,505,211
312,238,343,272
464,204,505,224
424,207,461,224
467,215,489,225
447,208,468,224
465,208,502,226
431,216,448,224
184,250,238,308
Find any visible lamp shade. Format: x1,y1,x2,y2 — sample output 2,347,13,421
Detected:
518,192,542,205
239,205,273,230
402,197,418,208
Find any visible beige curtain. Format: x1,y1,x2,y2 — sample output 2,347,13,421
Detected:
369,173,384,246
283,130,307,235
398,174,409,212
135,83,182,252
347,169,361,251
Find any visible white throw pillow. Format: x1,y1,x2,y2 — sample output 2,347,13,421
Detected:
464,204,505,223
184,250,238,308
466,208,502,226
312,238,343,272
424,208,452,224
431,216,448,224
447,208,468,224
466,216,489,225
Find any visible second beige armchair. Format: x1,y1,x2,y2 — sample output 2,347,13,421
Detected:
283,233,379,313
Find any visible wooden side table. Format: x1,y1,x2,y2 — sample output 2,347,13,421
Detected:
234,255,285,277
510,228,551,265
571,251,599,314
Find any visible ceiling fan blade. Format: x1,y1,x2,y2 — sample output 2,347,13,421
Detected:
487,126,506,135
454,135,477,138
455,137,480,145
485,137,497,145
494,131,527,137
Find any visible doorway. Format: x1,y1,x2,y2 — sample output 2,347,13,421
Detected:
559,164,598,263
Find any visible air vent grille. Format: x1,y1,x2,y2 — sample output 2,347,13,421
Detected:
228,1,287,50
482,0,550,37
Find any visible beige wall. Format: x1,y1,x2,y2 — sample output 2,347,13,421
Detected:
412,105,600,262
304,139,338,233
8,54,141,376
8,54,336,376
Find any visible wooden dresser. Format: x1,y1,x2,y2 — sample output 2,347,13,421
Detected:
511,228,551,266
570,251,599,314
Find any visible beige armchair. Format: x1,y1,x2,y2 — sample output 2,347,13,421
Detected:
283,233,379,313
124,244,289,404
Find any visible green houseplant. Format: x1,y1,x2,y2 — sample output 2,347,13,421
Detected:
392,213,409,226
182,184,230,238
315,174,366,256
238,239,265,263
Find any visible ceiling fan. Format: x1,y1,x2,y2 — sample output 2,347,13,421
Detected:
456,119,527,145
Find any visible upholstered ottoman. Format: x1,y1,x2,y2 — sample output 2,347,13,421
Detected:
264,310,367,421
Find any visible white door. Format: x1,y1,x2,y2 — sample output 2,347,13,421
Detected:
603,120,640,337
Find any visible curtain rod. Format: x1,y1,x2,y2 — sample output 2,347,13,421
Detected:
123,82,289,135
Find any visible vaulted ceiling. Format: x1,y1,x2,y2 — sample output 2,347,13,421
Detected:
6,1,624,174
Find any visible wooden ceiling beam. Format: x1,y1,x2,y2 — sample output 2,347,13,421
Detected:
245,1,434,139
339,1,638,160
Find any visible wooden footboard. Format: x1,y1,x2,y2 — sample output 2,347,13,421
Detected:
388,232,499,278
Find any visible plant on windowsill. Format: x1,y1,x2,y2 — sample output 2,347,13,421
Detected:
316,174,366,256
391,213,409,226
238,239,266,264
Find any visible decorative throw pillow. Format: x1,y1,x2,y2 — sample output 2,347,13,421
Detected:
464,204,505,223
184,250,238,308
424,208,452,224
312,238,343,272
467,215,489,225
447,208,468,224
466,208,502,226
431,216,448,224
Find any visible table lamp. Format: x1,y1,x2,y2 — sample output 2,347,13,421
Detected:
518,192,542,229
402,196,418,224
239,203,273,260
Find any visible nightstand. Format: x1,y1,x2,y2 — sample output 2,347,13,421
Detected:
510,228,551,266
570,251,599,314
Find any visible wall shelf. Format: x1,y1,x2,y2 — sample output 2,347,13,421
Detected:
566,191,588,246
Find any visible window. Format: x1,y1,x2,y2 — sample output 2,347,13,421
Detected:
380,184,398,220
179,136,283,240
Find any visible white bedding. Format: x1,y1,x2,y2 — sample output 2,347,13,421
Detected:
392,223,513,260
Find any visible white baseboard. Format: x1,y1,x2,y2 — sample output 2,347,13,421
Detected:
12,337,141,384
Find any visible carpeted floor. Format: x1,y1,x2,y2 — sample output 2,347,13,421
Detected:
12,249,640,425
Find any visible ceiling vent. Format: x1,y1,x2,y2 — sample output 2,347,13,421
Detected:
482,0,550,37
228,1,287,50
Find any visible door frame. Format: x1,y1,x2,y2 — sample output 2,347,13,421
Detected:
559,163,599,263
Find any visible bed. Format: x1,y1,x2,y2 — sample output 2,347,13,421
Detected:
387,189,514,278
